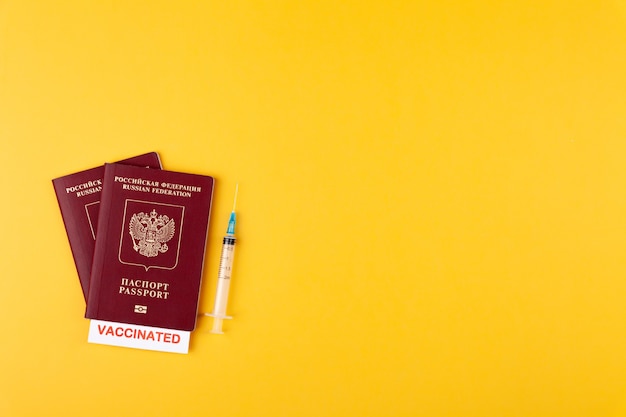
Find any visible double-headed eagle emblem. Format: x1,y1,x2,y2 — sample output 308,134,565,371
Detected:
129,209,175,258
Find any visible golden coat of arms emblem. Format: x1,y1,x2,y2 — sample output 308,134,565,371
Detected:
129,209,175,258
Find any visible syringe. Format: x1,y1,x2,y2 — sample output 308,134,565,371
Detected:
206,184,238,334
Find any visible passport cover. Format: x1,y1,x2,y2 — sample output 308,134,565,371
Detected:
52,152,162,301
85,163,214,331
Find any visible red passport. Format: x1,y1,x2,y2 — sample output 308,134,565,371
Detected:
52,152,162,301
85,163,214,331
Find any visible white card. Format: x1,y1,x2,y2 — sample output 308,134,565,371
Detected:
88,319,190,354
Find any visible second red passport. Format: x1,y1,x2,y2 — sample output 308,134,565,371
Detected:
86,163,214,331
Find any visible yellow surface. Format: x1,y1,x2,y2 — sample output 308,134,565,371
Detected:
2,1,626,416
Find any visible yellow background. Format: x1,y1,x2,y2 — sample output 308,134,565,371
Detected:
2,1,626,416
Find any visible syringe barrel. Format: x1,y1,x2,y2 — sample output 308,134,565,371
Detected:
212,236,236,317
